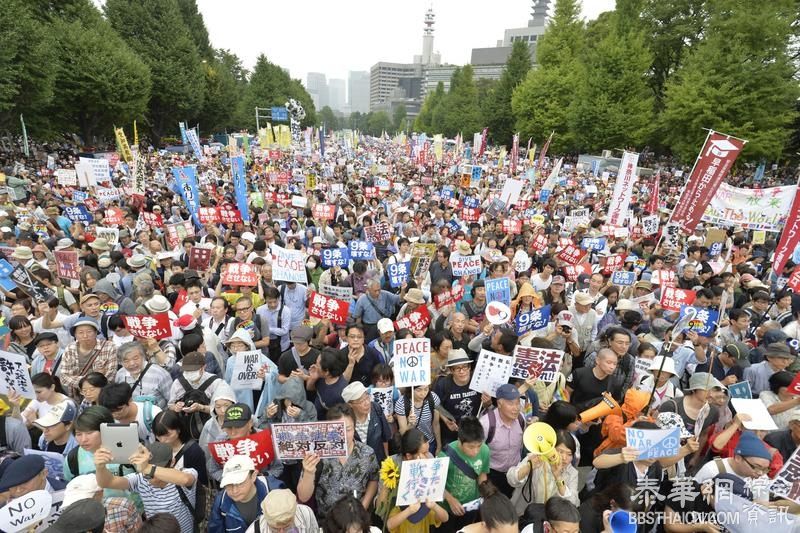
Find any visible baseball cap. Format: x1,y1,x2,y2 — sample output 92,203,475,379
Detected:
33,332,59,346
723,342,751,368
221,455,256,488
341,381,368,403
377,318,394,334
34,401,77,428
734,431,771,461
147,442,174,467
551,275,566,285
222,403,252,429
290,325,313,344
496,383,520,401
557,310,574,328
61,474,102,510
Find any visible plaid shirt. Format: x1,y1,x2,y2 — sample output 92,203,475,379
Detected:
60,340,118,393
115,363,173,409
104,496,141,533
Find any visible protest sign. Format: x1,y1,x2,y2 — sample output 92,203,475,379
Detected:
272,421,347,460
313,203,335,221
461,207,481,222
660,287,697,312
165,221,194,249
218,205,243,224
230,350,265,390
556,243,586,265
209,427,275,468
677,306,719,337
188,247,212,271
396,457,450,506
450,255,482,276
515,305,550,336
198,206,220,224
393,338,431,387
611,271,636,286
434,284,464,309
387,261,411,288
371,387,394,417
393,304,431,333
581,237,606,251
470,349,514,397
11,266,54,304
140,211,163,227
63,205,92,224
104,207,125,226
651,269,676,288
727,381,752,400
54,251,80,281
730,399,778,430
319,284,354,301
96,227,119,246
55,169,77,186
122,314,172,340
95,187,120,204
625,427,680,459
502,219,522,234
78,157,109,184
771,448,800,504
486,301,512,325
24,449,65,482
788,372,800,396
641,215,659,236
307,292,350,324
703,183,796,232
271,245,306,283
0,351,35,399
601,253,626,275
774,187,800,275
321,247,350,268
0,490,53,533
364,222,391,243
222,263,259,286
348,240,374,260
511,346,564,381
485,278,511,307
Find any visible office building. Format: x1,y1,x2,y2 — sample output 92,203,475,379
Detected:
348,71,370,113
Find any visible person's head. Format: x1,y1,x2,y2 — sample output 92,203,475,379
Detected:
606,327,631,357
732,431,772,478
431,331,452,358
751,291,770,312
137,513,182,533
8,315,32,340
35,400,76,444
319,348,347,378
261,489,300,533
478,481,518,533
98,382,134,421
221,455,259,502
450,312,466,334
341,382,372,417
235,294,255,318
543,496,581,533
728,308,751,331
152,410,189,447
376,318,394,343
366,278,381,298
78,372,108,404
400,428,429,461
31,372,63,402
491,328,518,354
327,403,356,446
185,279,203,303
345,324,365,350
371,363,393,388
765,342,795,371
72,318,100,347
209,297,229,321
0,455,47,499
595,348,619,377
324,495,373,533
458,416,485,458
542,401,579,432
180,351,207,383
589,273,604,292
74,406,115,452
554,430,576,467
495,384,521,421
118,341,147,377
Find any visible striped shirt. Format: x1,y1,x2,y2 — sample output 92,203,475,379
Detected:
115,364,173,409
394,393,440,444
126,468,197,533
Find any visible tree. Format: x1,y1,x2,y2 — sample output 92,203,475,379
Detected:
197,49,247,133
318,106,338,131
349,111,368,131
238,55,316,130
176,0,213,59
659,0,798,161
49,13,151,142
105,0,206,144
366,111,392,137
483,40,532,148
435,65,482,138
415,82,444,133
392,105,407,133
512,0,586,152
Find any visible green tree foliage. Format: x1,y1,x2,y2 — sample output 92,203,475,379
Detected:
197,49,248,133
483,40,531,148
393,105,407,133
238,55,316,130
415,82,445,133
512,0,585,152
318,106,339,131
176,0,213,59
434,66,483,138
105,0,205,143
660,0,798,160
366,111,392,136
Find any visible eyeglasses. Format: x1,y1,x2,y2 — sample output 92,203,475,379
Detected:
740,456,769,474
451,365,470,372
236,307,252,313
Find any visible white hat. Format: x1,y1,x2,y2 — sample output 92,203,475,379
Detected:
341,381,369,403
557,311,574,327
62,474,102,510
220,455,256,488
241,232,256,243
574,292,593,306
648,356,677,376
377,318,394,334
144,294,170,314
312,236,325,244
616,299,639,312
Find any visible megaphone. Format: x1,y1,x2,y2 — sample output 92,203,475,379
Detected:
523,422,559,465
579,392,621,423
609,510,636,533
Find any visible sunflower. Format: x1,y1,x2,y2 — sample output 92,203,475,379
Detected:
379,457,400,490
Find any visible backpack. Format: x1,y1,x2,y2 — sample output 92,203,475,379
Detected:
485,408,525,445
177,375,218,440
175,442,207,533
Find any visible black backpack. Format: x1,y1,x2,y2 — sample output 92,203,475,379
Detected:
177,375,218,440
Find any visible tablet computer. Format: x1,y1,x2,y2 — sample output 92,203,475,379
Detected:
100,423,140,465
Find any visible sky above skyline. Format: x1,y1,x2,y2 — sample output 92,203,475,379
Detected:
197,0,615,85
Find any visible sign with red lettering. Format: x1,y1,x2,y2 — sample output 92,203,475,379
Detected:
393,338,432,387
313,203,335,221
198,206,220,224
787,372,800,396
787,266,800,292
364,222,392,243
84,197,99,212
393,304,431,336
434,284,465,309
209,427,274,468
54,251,80,281
104,207,125,226
557,243,586,265
165,221,195,249
659,287,697,312
307,291,350,324
364,186,379,199
563,263,592,282
412,186,424,201
502,219,522,234
188,247,212,271
123,313,172,339
221,263,259,286
218,206,242,224
652,269,677,288
269,150,281,160
602,253,627,275
140,211,163,227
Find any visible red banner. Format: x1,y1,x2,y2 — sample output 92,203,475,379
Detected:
601,253,627,276
222,263,258,286
530,234,548,253
188,247,212,271
393,304,431,335
787,265,800,292
461,207,480,223
647,173,660,214
141,211,163,227
105,207,125,226
774,188,800,276
563,263,592,282
209,428,275,469
511,134,519,175
313,204,335,221
123,313,172,339
434,284,465,309
659,287,697,312
502,219,522,235
364,186,379,199
556,243,586,265
198,207,220,224
669,132,745,233
308,291,350,324
54,250,80,281
219,206,243,224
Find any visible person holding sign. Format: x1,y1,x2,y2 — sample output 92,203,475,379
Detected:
223,329,278,422
396,384,442,456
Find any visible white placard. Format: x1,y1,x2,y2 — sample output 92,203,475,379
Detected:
370,386,394,417
78,157,109,184
54,169,77,186
395,457,450,506
270,245,307,284
642,215,659,236
319,284,353,301
0,350,35,399
730,398,778,431
229,350,265,390
96,227,119,246
393,338,431,388
291,195,307,208
500,178,523,207
0,490,52,533
470,349,514,397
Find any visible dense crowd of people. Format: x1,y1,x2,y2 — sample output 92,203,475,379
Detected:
0,131,797,533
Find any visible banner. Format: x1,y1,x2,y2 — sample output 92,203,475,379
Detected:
702,182,796,231
209,427,275,468
55,169,77,186
540,157,563,190
773,186,800,275
185,127,204,162
172,166,201,223
608,151,639,226
78,157,109,184
318,284,353,301
321,247,350,268
165,221,194,249
646,172,660,214
272,421,347,460
188,247,212,271
396,457,450,506
510,133,519,175
271,245,306,283
450,255,482,277
230,156,250,222
393,338,431,387
669,131,746,233
54,251,80,281
307,292,350,324
114,127,133,163
122,314,172,340
222,263,259,286
511,346,564,381
660,287,696,312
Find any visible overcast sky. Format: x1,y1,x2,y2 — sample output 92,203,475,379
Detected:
196,0,615,84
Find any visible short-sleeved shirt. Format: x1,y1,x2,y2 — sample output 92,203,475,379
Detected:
126,468,197,533
438,441,490,508
395,393,441,443
433,376,480,422
314,441,378,514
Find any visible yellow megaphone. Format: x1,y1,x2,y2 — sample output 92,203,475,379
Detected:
523,422,559,465
578,392,621,423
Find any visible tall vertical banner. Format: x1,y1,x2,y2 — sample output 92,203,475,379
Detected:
114,127,133,163
647,171,660,214
668,131,746,234
773,186,800,275
433,134,443,162
478,127,488,158
511,133,519,175
541,157,563,191
133,120,139,147
179,121,188,145
608,151,639,227
172,166,201,224
231,156,250,222
536,132,553,177
185,128,205,163
319,126,326,157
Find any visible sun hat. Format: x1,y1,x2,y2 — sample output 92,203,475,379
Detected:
88,238,110,252
656,412,692,439
341,381,369,403
144,294,170,313
262,489,298,525
11,246,32,261
445,348,471,367
574,292,593,306
404,288,425,305
687,372,726,391
126,254,147,269
54,238,74,251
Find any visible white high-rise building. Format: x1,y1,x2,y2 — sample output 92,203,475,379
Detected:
413,7,441,66
348,71,370,113
306,72,328,110
328,79,347,112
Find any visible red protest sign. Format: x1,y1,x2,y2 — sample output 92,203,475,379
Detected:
84,197,99,212
198,207,220,224
556,243,586,266
165,221,195,249
394,304,431,335
364,222,392,243
308,291,350,324
54,250,80,281
563,263,592,282
313,203,335,221
530,234,548,253
209,428,275,469
219,206,243,224
364,186,379,199
601,253,627,275
412,186,424,201
502,219,522,235
659,287,697,312
269,150,281,160
787,266,800,292
653,269,677,288
123,313,172,339
141,211,163,227
221,263,259,286
461,207,480,223
104,207,125,226
188,247,212,271
434,284,465,309
788,372,800,396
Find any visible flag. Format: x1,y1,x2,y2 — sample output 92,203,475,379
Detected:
478,127,489,158
433,134,443,162
608,151,639,227
773,186,800,275
20,115,28,157
179,122,188,145
171,166,201,225
669,130,746,234
541,157,563,191
528,143,537,165
511,134,519,174
319,125,326,157
647,171,660,214
536,132,553,177
133,120,139,147
231,156,250,222
754,160,766,182
114,127,133,163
